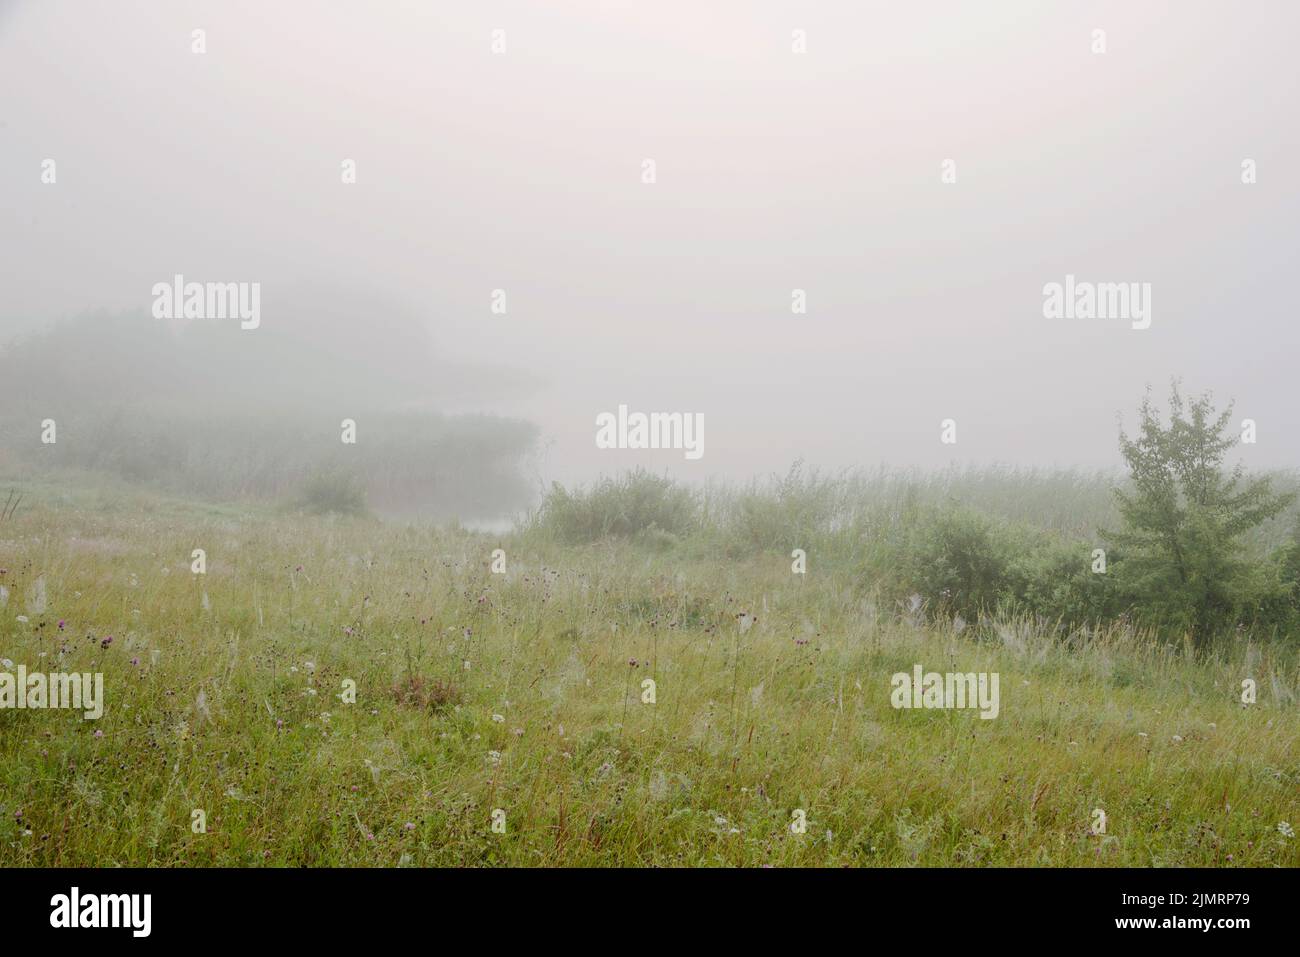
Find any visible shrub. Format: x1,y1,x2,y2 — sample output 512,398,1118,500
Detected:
718,461,844,555
1007,535,1122,626
889,506,1022,619
293,470,368,516
529,470,699,543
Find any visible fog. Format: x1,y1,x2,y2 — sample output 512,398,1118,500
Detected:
2,0,1297,502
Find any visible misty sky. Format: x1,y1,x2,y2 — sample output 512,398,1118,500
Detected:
2,0,1297,485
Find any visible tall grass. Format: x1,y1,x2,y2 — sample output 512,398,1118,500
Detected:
0,481,1295,866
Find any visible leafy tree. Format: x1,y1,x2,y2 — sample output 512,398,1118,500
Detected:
1106,382,1294,643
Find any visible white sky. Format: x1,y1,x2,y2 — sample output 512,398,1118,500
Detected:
2,0,1297,483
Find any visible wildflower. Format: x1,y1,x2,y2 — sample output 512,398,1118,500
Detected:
57,620,65,631
1,658,12,669
16,615,28,624
100,635,113,649
491,714,504,723
93,730,103,739
130,657,140,667
1279,822,1295,839
404,822,415,831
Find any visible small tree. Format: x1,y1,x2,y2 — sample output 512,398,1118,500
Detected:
1106,382,1294,644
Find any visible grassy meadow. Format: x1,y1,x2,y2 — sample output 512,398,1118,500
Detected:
0,471,1297,867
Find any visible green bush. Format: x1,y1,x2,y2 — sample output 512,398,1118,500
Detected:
886,506,1022,619
1007,535,1122,626
529,470,699,543
718,462,844,555
292,470,368,516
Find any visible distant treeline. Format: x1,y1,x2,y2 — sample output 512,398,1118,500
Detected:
0,304,539,520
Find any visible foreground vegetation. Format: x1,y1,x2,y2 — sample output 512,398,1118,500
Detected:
531,385,1300,648
0,477,1296,866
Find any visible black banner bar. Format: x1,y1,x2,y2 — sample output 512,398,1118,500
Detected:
1,867,1288,943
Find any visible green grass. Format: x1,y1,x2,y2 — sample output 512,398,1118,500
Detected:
0,481,1297,867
